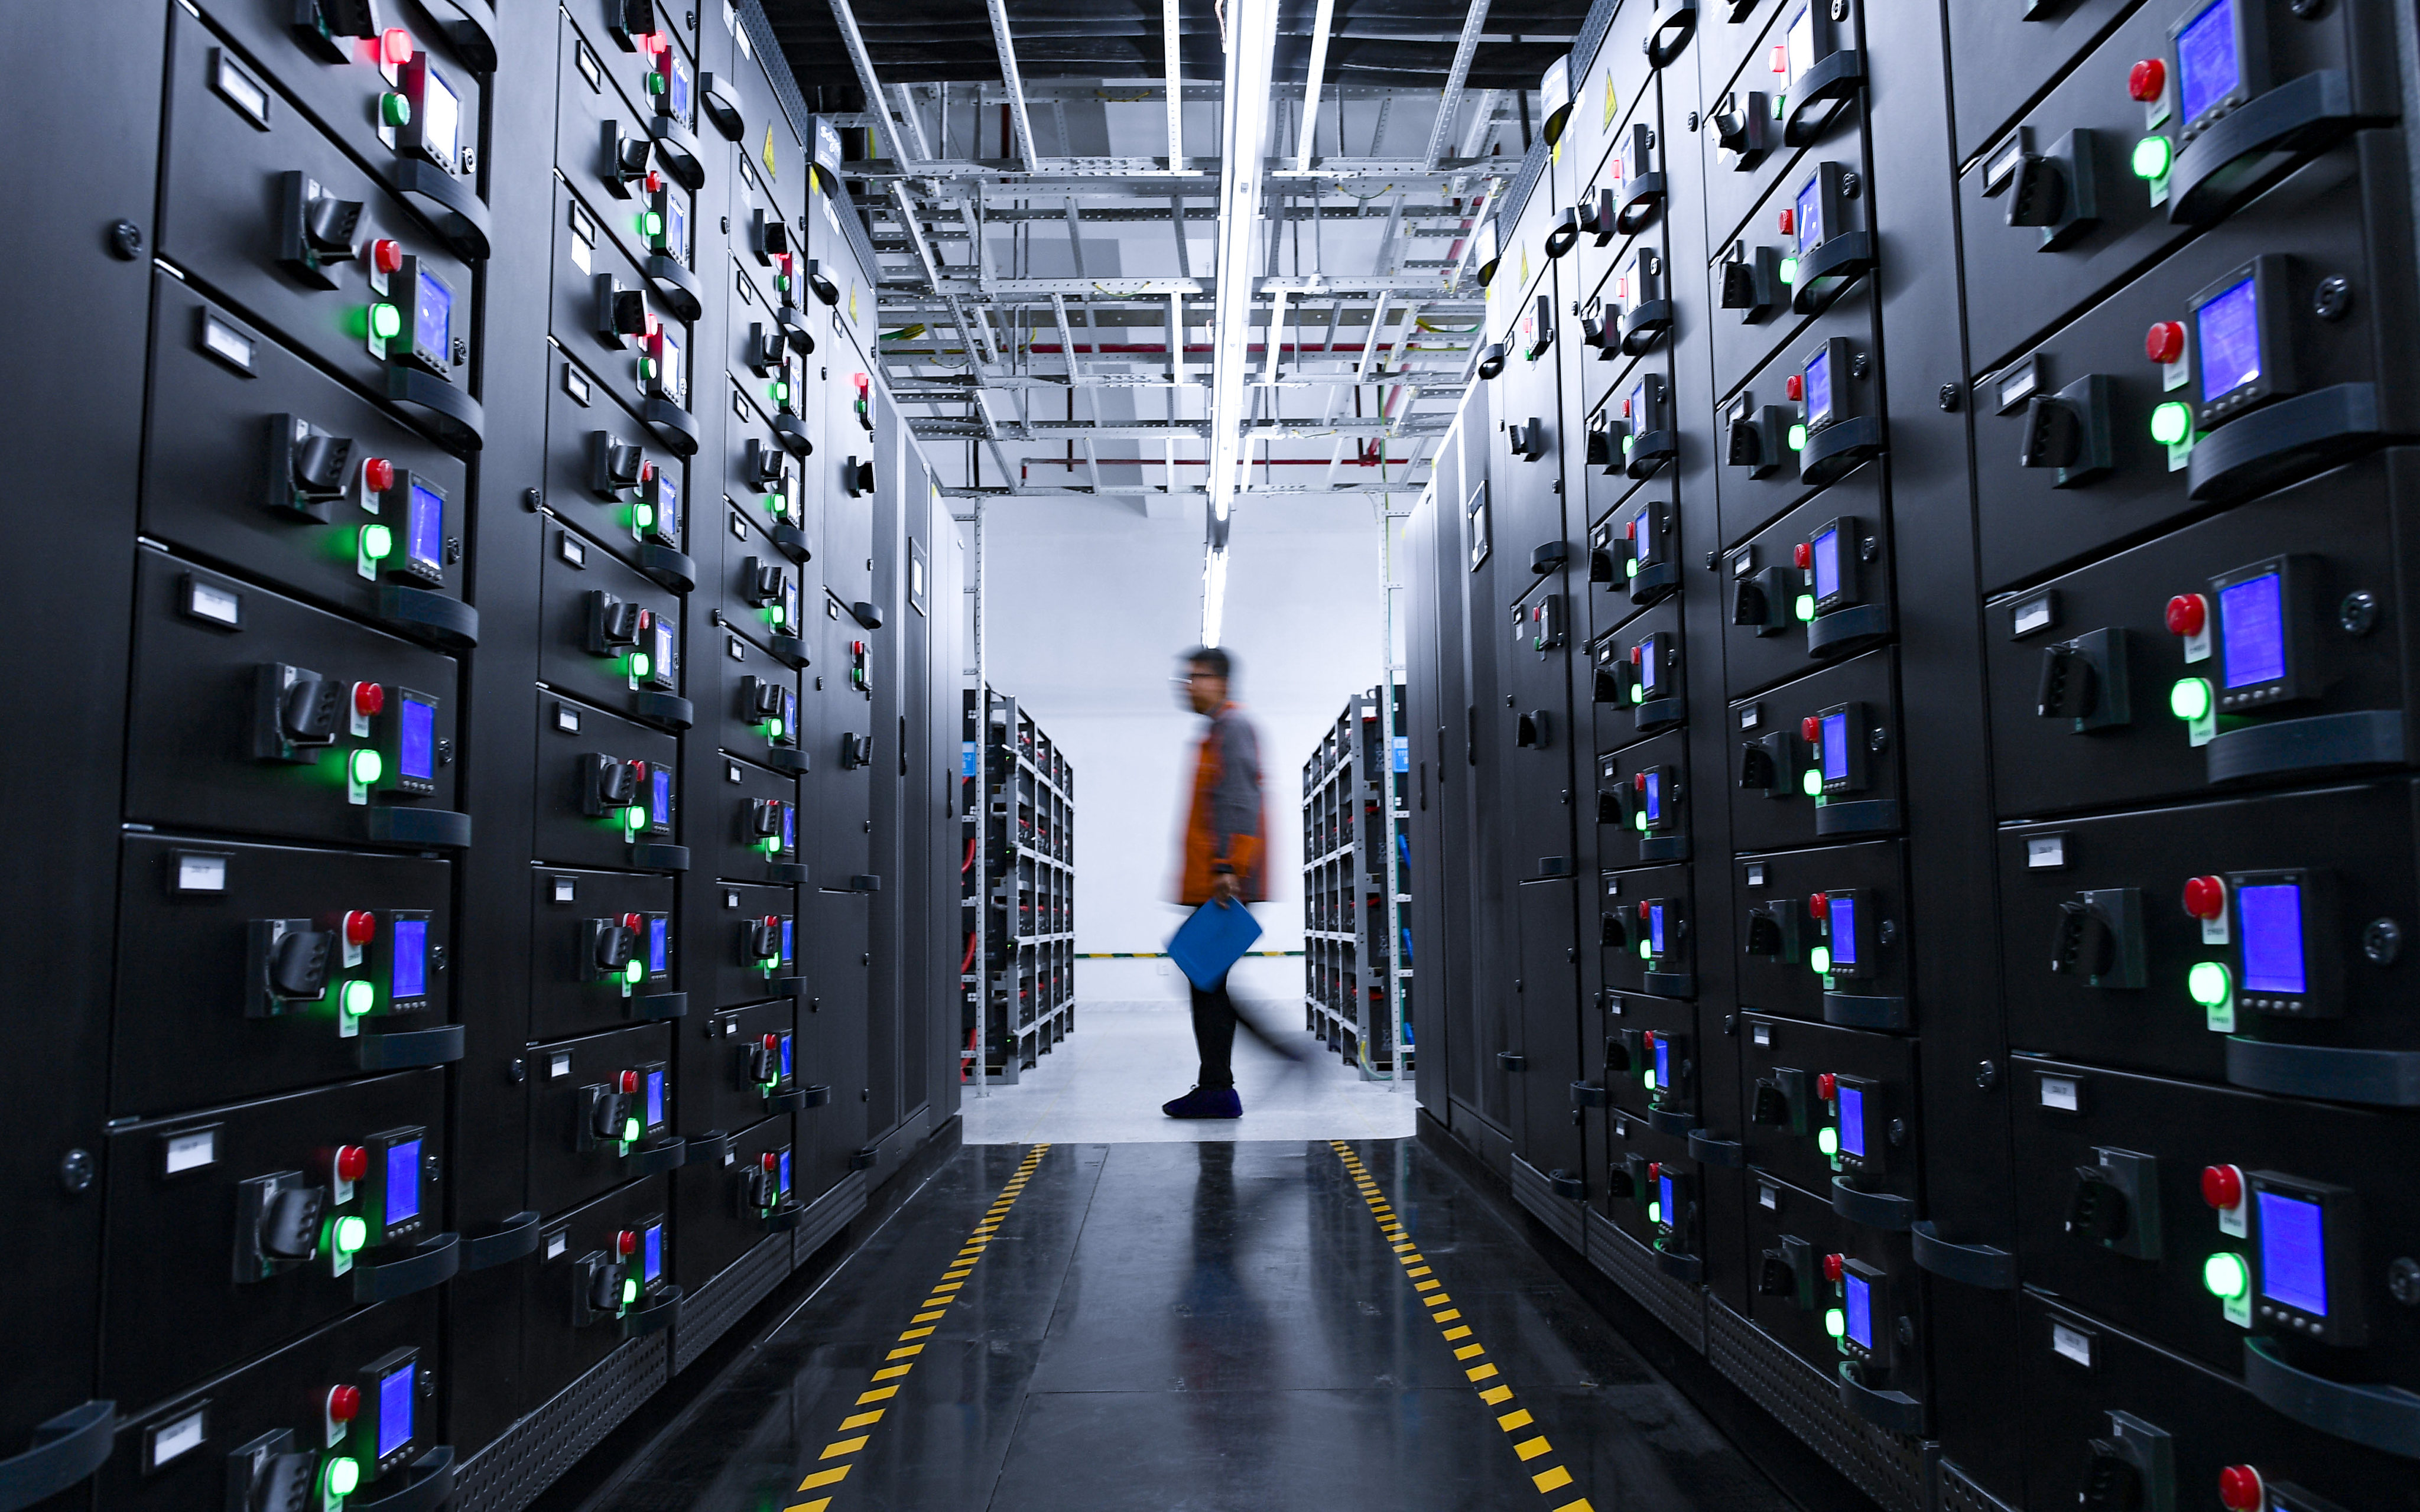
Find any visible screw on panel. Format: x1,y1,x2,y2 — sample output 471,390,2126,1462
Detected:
58,1149,95,1195
523,487,542,511
2389,1257,2420,1305
2362,918,2402,964
508,1059,527,1083
2314,275,2353,320
2338,590,2378,635
1939,382,1963,412
108,220,144,259
1974,1059,1999,1090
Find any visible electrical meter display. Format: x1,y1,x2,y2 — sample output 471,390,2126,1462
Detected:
642,1221,665,1283
396,691,438,790
404,480,446,583
2175,0,2244,132
390,916,428,1003
2257,1187,2327,1316
2239,882,2306,995
2197,277,2261,404
1795,176,1824,255
377,1360,414,1460
2218,571,2286,689
647,915,669,976
384,1137,421,1226
1805,348,1833,427
1829,895,1859,974
1811,525,1842,604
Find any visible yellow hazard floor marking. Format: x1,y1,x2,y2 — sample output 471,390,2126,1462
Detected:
785,1145,1051,1512
1328,1142,1596,1512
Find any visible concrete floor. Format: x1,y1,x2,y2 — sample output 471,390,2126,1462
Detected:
960,1002,1420,1146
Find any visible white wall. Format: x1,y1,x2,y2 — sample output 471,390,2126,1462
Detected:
961,489,1390,994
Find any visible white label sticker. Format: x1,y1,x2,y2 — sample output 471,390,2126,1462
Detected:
1745,863,1766,886
177,853,229,890
1739,704,1761,730
2038,1075,2080,1113
576,43,601,90
565,364,592,406
556,703,582,733
1758,1182,1779,1211
164,1128,217,1174
2010,594,2054,638
187,580,242,625
546,1229,569,1260
560,532,587,567
554,876,576,902
213,51,271,129
550,1051,572,1077
151,1409,207,1468
2050,1320,2093,1366
200,314,255,373
1752,1022,1772,1046
2026,835,2066,869
571,233,592,275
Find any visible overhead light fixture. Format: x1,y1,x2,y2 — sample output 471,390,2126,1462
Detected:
1198,0,1276,645
1201,547,1230,649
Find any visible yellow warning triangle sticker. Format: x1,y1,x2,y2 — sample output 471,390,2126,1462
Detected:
1603,73,1618,129
763,124,778,180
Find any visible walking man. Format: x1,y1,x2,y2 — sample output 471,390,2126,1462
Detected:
1164,646,1271,1118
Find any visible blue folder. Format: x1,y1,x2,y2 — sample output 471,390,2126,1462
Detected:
1167,899,1263,989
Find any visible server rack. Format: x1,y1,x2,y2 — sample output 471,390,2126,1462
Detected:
1301,686,1413,1074
963,687,1075,1083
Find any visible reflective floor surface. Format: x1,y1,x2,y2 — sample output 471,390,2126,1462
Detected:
576,1139,1799,1512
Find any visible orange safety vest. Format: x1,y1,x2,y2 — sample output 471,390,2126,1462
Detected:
1179,702,1266,905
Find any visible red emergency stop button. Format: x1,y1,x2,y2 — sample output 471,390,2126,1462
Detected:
381,27,414,64
619,1069,641,1094
2202,1164,2245,1210
616,1228,639,1256
1778,207,1795,235
2128,58,2166,103
372,239,404,275
1809,892,1830,919
1822,1252,1846,1282
1793,541,1813,569
2145,320,2185,364
1633,772,1648,791
764,1032,781,1051
1817,1072,1837,1100
1800,715,1821,743
1786,374,1805,401
2165,593,2207,636
344,910,378,946
336,1144,369,1181
2217,1465,2263,1512
353,682,385,717
1648,1162,1662,1182
761,1151,779,1172
2184,875,2227,921
327,1384,362,1422
363,456,396,493
645,170,662,194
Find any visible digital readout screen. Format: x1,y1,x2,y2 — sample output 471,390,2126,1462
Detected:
385,1139,421,1224
2198,275,2261,402
782,917,794,963
2258,1189,2328,1316
651,622,675,677
651,768,674,827
656,473,680,531
643,1224,663,1282
1786,5,1816,82
646,1070,665,1128
1630,379,1649,427
1812,526,1841,601
2218,571,2286,688
668,57,691,123
1643,770,1663,822
1796,176,1823,252
378,1364,415,1459
400,697,437,781
1659,1171,1677,1224
408,483,444,571
1806,350,1833,425
783,804,797,853
657,329,683,395
2177,0,2240,126
1844,1273,1875,1347
1649,903,1668,956
1838,1084,1867,1156
424,68,461,168
2239,882,2307,995
1640,645,1659,693
779,1031,793,1078
666,197,686,258
391,918,428,1000
1654,1034,1672,1087
647,916,668,975
779,1150,792,1196
1830,896,1859,967
1822,711,1850,781
415,274,451,364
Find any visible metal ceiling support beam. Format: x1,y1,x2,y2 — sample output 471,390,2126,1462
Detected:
1420,0,1496,171
1292,0,1337,171
983,0,1044,171
942,482,1428,498
827,0,912,168
1456,87,1500,160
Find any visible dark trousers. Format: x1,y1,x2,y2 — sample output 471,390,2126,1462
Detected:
1189,974,1238,1090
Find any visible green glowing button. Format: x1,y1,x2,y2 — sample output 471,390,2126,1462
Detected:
622,1116,641,1143
350,749,384,786
1795,593,1817,622
2203,1250,2249,1300
334,1215,368,1253
629,652,652,680
1809,945,1833,975
2132,134,2173,181
326,1457,362,1498
772,381,791,405
623,1275,641,1304
1642,1068,1658,1091
1636,938,1651,959
369,303,403,340
2188,960,2232,1008
2151,400,2193,446
361,523,393,561
1633,812,1648,832
644,210,664,238
766,717,785,739
641,357,657,380
1788,422,1808,452
623,805,649,833
1779,256,1800,287
768,604,787,626
1629,684,1646,704
1824,1307,1846,1338
1818,1126,1840,1156
1801,768,1823,796
1625,557,1641,578
381,92,411,126
1648,1201,1662,1225
623,958,645,986
634,503,655,529
342,980,375,1017
761,835,782,855
646,70,665,94
2169,677,2213,722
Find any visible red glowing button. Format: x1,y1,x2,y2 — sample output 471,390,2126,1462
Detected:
1809,892,1830,920
1817,1072,1838,1101
2184,875,2227,921
1794,541,1813,569
620,1069,641,1094
381,27,414,64
1648,1162,1663,1183
2127,58,2166,103
1630,643,1643,665
763,1032,781,1051
364,456,396,493
2165,593,2207,637
2202,1164,2246,1211
1638,900,1653,922
1785,374,1805,402
344,910,378,946
617,1228,639,1256
646,170,662,194
761,1151,779,1172
1778,208,1795,235
327,1384,363,1422
1625,518,1638,541
353,682,385,718
2145,320,2185,365
1822,1251,1846,1283
336,1144,370,1182
372,239,404,275
2217,1465,2262,1512
1634,772,1648,792
1800,715,1821,744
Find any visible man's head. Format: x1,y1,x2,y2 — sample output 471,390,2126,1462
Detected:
1178,646,1232,714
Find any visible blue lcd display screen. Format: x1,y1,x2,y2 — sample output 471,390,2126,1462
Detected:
668,58,691,123
391,918,428,1000
378,1364,414,1459
2219,572,2287,688
1844,1273,1874,1347
415,274,451,363
2177,0,2239,126
408,483,444,570
646,1070,665,1128
1812,526,1841,601
1822,711,1850,781
651,621,675,679
666,198,686,259
1658,1172,1676,1222
1649,904,1668,955
779,1032,793,1079
647,916,668,975
1630,381,1649,427
1796,177,1823,253
657,473,681,534
1654,1035,1672,1085
400,697,437,781
782,804,797,853
2198,276,2261,402
643,1224,664,1283
385,1139,421,1224
1838,1085,1867,1156
651,768,674,827
1643,771,1663,822
2258,1190,2327,1316
1831,896,1859,967
2239,883,2307,994
1639,645,1660,693
1805,350,1833,425
781,917,794,964
779,1150,792,1196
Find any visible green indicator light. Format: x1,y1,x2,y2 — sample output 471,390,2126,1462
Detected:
1625,557,1641,578
326,1457,362,1498
1810,945,1833,974
1636,939,1651,959
1824,1307,1845,1338
772,380,791,404
2169,677,2213,721
624,805,649,833
369,303,402,340
622,1117,641,1142
634,503,655,529
623,958,645,985
1787,422,1808,452
647,71,665,93
381,92,411,127
1642,1068,1658,1091
1795,593,1817,622
2151,400,2192,446
1622,434,1636,456
334,1215,368,1253
775,274,791,293
2188,960,2232,1008
768,604,787,626
1818,1126,1840,1156
1801,768,1823,796
766,717,785,739
361,523,393,561
2132,134,2174,181
761,835,782,855
1779,256,1800,286
628,652,652,680
342,980,375,1017
1633,812,1648,832
644,211,664,237
1629,684,1646,704
1648,1201,1662,1225
641,357,657,379
623,1276,641,1306
350,748,384,786
2203,1251,2249,1300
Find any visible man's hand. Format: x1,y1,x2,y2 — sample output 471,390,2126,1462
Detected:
1210,871,1242,905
